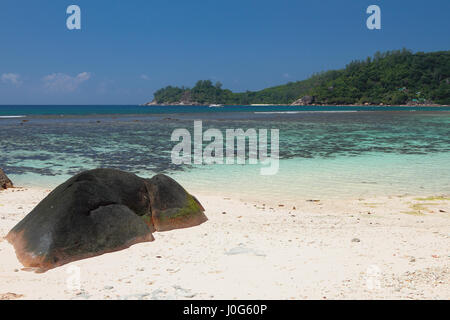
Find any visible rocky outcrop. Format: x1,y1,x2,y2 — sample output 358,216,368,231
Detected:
6,169,207,271
0,169,13,190
142,100,159,106
291,95,315,106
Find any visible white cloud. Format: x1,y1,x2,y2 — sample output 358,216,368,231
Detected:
282,73,291,79
140,74,150,80
42,72,91,92
1,73,23,86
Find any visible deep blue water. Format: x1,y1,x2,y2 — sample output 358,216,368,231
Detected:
1,104,450,117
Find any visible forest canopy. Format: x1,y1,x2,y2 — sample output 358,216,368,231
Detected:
151,50,450,105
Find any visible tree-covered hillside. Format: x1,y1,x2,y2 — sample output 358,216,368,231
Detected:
149,50,450,105
309,49,449,105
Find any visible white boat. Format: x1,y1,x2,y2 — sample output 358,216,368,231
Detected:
208,104,224,108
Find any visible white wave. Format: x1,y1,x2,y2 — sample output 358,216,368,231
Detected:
254,111,359,114
0,115,26,118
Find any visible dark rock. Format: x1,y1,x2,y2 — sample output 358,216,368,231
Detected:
6,169,206,271
147,174,207,232
0,169,13,190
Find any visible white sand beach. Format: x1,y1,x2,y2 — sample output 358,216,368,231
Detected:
0,187,449,300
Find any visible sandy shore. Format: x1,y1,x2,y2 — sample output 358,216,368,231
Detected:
0,187,449,300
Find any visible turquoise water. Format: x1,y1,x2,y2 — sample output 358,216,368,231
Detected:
172,153,450,201
1,105,449,200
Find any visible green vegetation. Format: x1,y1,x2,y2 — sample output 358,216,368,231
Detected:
414,195,450,201
151,49,450,105
172,194,203,219
402,203,437,216
309,49,449,105
158,194,202,220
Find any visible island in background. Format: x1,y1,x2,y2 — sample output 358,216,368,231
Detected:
143,49,449,107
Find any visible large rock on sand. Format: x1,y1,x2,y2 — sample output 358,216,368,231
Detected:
6,169,207,271
0,169,13,190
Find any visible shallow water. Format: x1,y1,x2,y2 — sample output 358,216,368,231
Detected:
1,106,449,200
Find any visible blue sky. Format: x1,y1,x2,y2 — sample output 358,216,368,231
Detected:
0,0,449,104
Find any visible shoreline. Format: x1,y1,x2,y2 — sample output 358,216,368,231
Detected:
141,103,450,107
1,187,449,300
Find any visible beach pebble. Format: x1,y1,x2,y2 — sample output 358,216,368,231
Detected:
351,238,361,243
104,286,114,290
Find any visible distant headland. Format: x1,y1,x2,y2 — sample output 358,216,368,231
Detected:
143,49,449,107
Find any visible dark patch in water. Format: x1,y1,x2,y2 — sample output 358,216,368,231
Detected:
0,112,449,176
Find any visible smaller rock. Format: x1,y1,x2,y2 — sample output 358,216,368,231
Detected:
351,238,361,243
0,169,13,190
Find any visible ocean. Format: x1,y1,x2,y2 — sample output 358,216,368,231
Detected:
1,105,450,201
